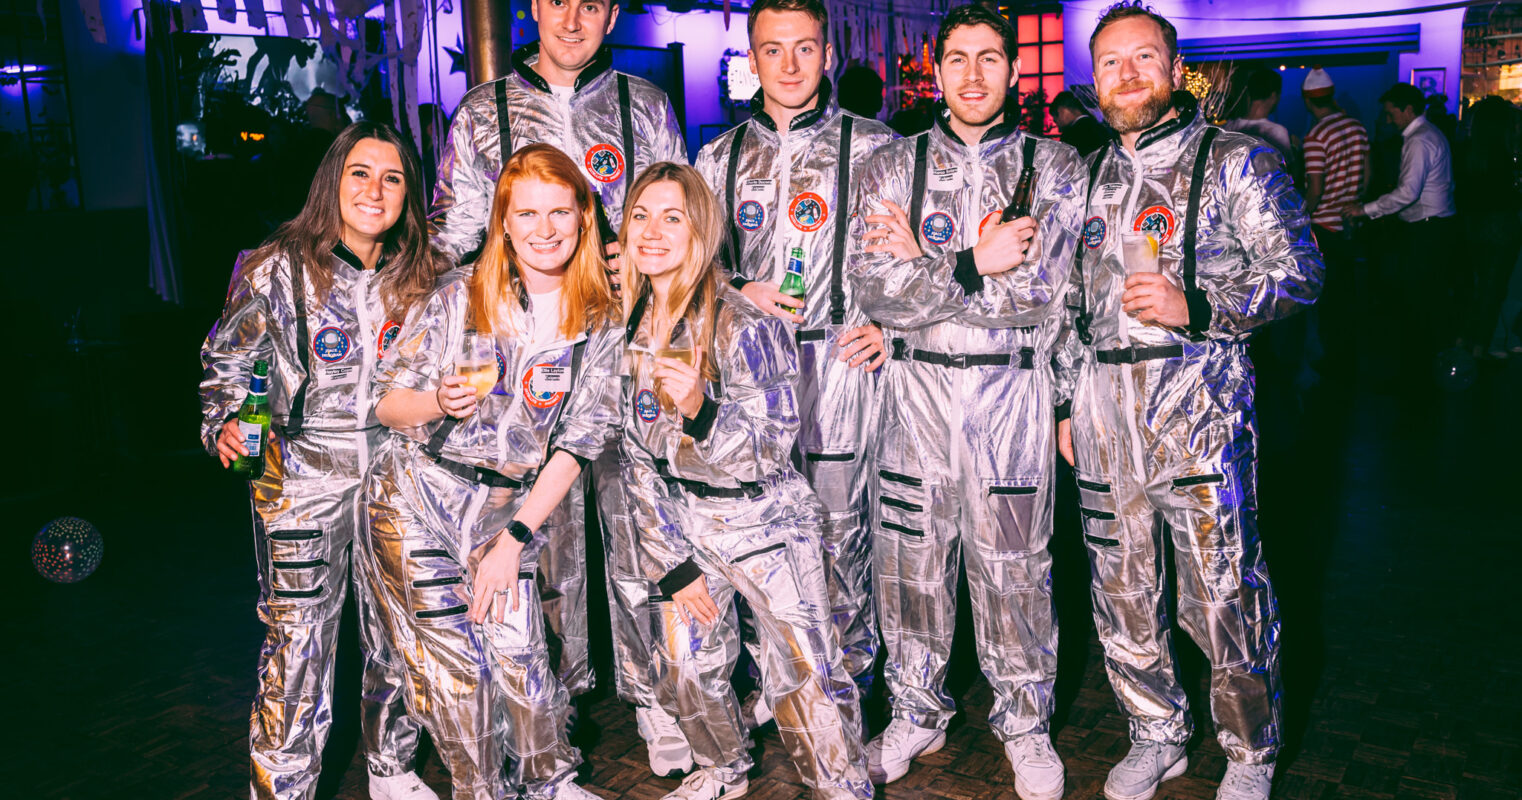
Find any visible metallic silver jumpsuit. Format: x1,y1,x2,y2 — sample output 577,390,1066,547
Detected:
1060,96,1322,764
619,284,872,799
847,111,1085,741
693,85,895,682
429,41,687,705
364,275,622,799
199,245,420,800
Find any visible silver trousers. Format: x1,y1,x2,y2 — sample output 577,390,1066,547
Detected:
1072,355,1283,763
248,427,417,800
650,492,872,799
365,440,581,799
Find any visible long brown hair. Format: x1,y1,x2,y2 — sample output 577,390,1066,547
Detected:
238,120,445,321
468,143,616,338
620,162,723,381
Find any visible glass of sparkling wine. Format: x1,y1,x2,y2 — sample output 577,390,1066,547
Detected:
456,331,498,399
654,346,693,414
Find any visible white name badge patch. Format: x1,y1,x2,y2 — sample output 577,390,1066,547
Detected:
532,365,573,393
740,178,776,203
930,165,962,190
1093,183,1127,206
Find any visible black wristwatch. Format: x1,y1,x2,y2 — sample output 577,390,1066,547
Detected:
506,520,535,545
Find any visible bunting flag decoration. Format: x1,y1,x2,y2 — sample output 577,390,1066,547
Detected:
279,0,308,39
216,0,238,23
245,0,266,30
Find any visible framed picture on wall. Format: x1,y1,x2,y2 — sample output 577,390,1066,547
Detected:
1411,68,1445,97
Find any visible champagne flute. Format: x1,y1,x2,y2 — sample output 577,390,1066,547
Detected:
456,331,499,399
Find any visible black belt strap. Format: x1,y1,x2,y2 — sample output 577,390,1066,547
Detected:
284,260,311,438
494,79,512,162
654,458,762,499
1181,127,1219,342
829,116,854,325
889,338,1035,369
723,122,749,275
434,454,526,489
1074,148,1107,346
617,74,635,207
908,133,929,235
796,329,827,343
1095,344,1184,364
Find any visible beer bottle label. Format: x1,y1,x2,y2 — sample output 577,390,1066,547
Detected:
239,420,264,457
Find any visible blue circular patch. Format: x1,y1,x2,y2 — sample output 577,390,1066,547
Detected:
1083,216,1107,249
313,326,350,363
921,212,955,245
736,199,765,231
492,349,507,395
635,389,660,422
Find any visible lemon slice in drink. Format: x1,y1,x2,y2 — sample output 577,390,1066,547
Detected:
1145,232,1160,258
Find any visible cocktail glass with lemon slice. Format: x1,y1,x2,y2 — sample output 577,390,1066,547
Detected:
1121,231,1160,274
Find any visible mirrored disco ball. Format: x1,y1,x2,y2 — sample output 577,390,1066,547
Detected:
32,517,103,584
1433,347,1477,392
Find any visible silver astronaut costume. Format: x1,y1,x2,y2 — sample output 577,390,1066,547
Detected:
364,275,622,799
199,244,420,800
847,108,1085,741
1060,94,1321,764
619,285,872,799
693,84,894,682
430,42,687,707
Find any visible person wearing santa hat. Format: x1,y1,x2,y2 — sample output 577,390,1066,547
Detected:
1300,67,1368,365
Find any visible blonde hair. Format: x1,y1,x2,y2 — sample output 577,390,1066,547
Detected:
620,162,724,381
469,143,615,338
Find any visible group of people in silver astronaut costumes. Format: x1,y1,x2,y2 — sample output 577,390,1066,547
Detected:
199,1,1323,800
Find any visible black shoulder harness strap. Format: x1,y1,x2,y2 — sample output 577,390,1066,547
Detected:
617,74,635,205
494,80,512,163
284,260,312,438
723,123,750,274
1074,148,1108,345
908,133,930,234
828,115,854,325
1181,126,1220,335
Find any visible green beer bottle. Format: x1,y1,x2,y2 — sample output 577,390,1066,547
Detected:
780,247,806,313
233,360,271,477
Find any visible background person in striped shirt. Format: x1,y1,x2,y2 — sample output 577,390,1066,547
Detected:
1300,67,1368,366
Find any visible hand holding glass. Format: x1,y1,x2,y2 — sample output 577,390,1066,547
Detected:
457,332,498,399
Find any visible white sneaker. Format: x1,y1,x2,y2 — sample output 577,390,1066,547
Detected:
866,719,946,784
1215,762,1274,800
369,771,440,800
1104,742,1187,800
1004,733,1065,800
552,781,607,800
660,768,748,800
636,705,695,778
741,690,773,729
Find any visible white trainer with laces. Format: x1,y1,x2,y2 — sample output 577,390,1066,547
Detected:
1004,733,1066,800
636,705,695,778
1104,741,1188,800
1215,762,1274,800
866,719,947,784
368,771,439,800
660,768,748,800
552,780,608,800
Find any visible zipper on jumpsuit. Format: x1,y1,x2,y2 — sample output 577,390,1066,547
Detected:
1115,145,1154,478
949,140,983,482
773,129,796,287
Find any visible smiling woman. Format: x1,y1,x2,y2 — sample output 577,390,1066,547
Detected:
197,118,447,800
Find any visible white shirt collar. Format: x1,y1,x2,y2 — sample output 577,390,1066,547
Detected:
1402,115,1426,138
